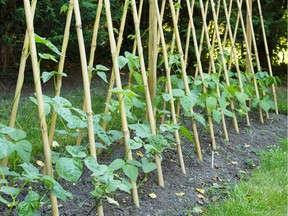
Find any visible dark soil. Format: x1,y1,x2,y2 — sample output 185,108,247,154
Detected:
0,74,287,216
55,112,287,216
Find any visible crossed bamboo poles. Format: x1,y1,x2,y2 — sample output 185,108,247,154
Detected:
3,0,279,215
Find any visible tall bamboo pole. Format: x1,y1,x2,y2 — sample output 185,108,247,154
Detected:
72,0,104,214
207,0,221,75
168,0,202,160
2,0,38,167
72,0,97,159
188,0,229,141
160,0,181,125
103,0,140,206
130,0,165,186
245,0,268,121
154,0,186,174
76,0,103,146
154,0,187,173
185,0,216,149
222,0,234,46
102,0,130,132
23,0,59,214
128,0,145,89
222,0,251,126
256,0,278,115
202,0,240,133
191,0,209,78
235,0,263,123
245,0,252,74
148,0,158,116
184,0,195,67
49,0,74,146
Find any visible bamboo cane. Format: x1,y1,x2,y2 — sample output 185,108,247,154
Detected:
76,0,104,146
184,0,217,149
103,0,140,206
224,0,242,71
102,0,130,132
132,0,144,55
154,0,186,174
23,0,59,215
158,0,171,126
256,0,278,115
224,0,251,128
72,0,104,213
207,0,221,75
222,0,234,46
192,0,209,78
148,0,158,115
227,0,253,126
222,0,251,126
130,0,165,186
160,0,180,125
184,0,195,67
88,0,103,72
49,0,74,146
235,0,264,123
2,0,38,167
128,0,144,89
246,0,268,120
168,0,202,160
201,0,240,133
72,0,97,158
188,0,229,141
245,0,252,74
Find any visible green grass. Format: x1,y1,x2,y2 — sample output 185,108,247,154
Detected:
205,138,288,216
0,87,108,161
276,86,288,114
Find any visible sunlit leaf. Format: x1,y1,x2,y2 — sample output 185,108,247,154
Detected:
123,164,138,182
56,157,83,182
206,96,217,112
106,196,119,207
15,140,32,163
97,72,108,83
149,193,157,199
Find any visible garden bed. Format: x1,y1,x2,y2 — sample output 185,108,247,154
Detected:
51,112,287,216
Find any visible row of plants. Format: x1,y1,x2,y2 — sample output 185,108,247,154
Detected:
0,32,281,215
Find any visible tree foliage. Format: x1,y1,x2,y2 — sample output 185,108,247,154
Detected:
0,0,286,80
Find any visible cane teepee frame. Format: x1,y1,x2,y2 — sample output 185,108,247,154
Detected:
2,0,279,215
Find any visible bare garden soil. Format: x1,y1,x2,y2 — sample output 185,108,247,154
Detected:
0,71,287,216
54,112,287,216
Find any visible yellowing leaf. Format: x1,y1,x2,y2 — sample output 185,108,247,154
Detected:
149,193,157,199
170,159,177,163
195,188,205,194
136,151,143,157
196,194,205,199
239,170,247,174
106,196,119,206
197,200,204,205
36,160,44,167
175,192,185,197
211,196,218,202
193,206,203,213
52,141,59,148
231,161,238,165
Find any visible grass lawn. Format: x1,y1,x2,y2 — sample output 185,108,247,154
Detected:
205,138,288,216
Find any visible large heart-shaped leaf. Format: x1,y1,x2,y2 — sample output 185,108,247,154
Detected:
16,140,32,163
56,157,83,182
